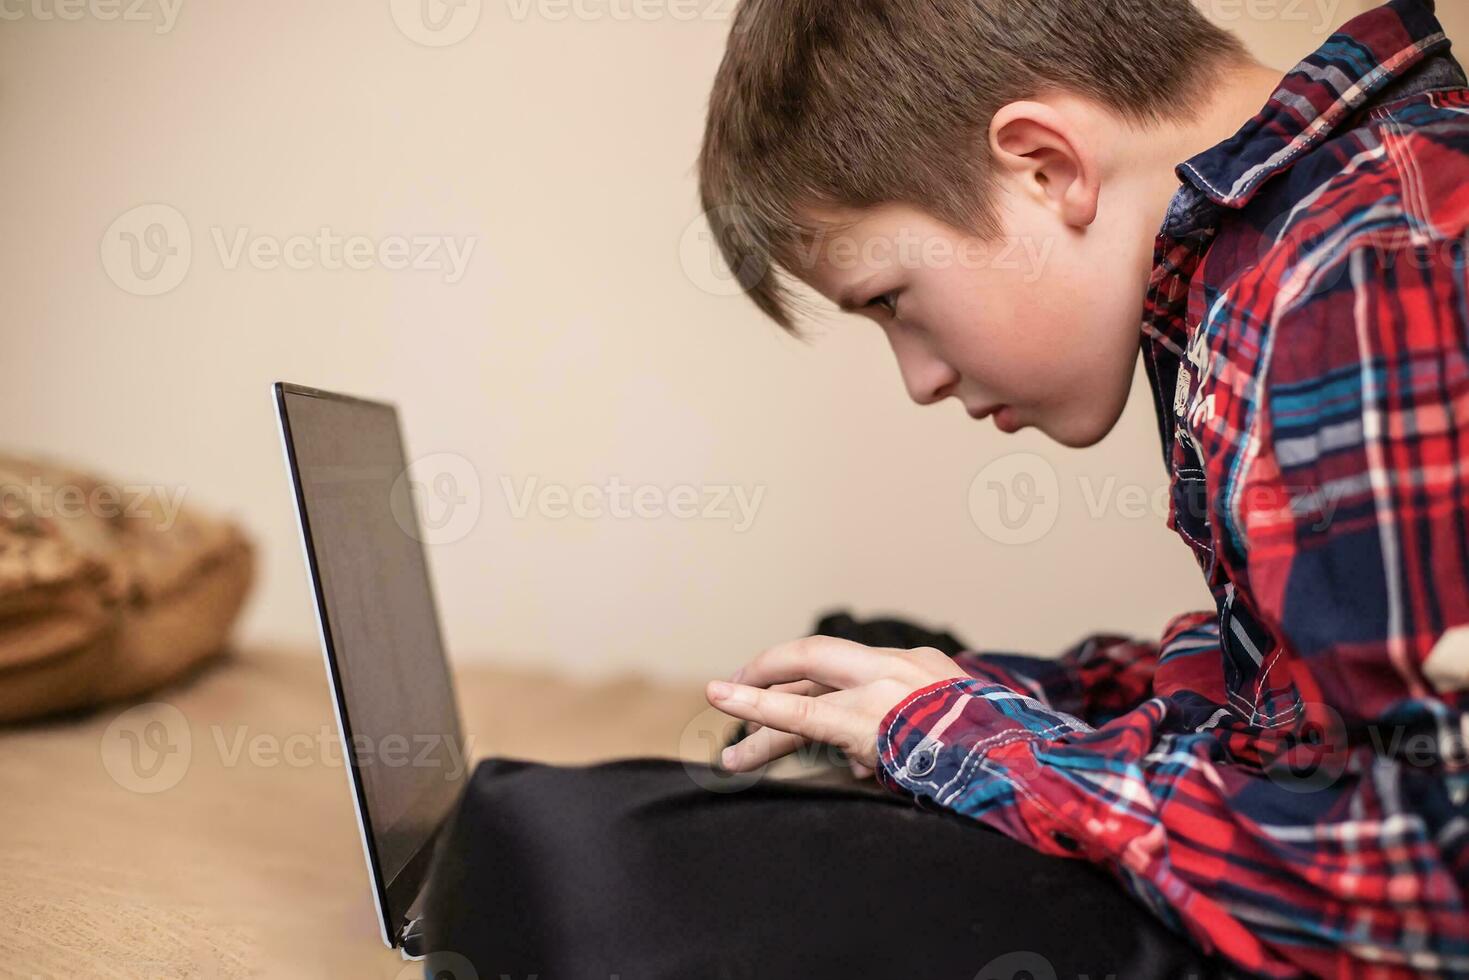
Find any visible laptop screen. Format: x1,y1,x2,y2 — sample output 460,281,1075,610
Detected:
275,383,468,947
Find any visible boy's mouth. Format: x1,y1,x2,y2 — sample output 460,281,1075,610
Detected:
967,403,1004,421
994,407,1022,433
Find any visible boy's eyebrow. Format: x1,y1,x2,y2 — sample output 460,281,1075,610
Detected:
834,278,878,313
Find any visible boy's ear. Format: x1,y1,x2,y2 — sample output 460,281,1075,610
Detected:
988,100,1100,229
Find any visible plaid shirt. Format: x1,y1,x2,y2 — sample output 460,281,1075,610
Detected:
875,2,1469,976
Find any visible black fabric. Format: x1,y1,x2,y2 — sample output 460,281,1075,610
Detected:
809,608,970,656
421,756,1236,980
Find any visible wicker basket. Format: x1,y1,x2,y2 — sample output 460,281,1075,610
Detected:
0,454,254,723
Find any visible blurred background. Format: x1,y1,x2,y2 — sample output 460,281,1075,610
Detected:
2,0,1462,682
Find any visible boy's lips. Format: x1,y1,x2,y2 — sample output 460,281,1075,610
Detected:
967,404,1020,432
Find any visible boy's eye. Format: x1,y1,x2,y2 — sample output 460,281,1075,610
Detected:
868,291,899,316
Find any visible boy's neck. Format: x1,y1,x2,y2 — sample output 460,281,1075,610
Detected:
1133,60,1287,237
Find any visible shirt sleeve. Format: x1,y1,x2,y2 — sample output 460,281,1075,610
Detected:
948,609,1217,727
873,241,1469,978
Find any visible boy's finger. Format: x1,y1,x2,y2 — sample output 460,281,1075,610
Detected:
734,635,888,691
720,723,806,772
744,680,829,736
706,682,862,755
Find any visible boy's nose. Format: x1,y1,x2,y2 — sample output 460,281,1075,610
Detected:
886,328,958,406
895,351,960,406
913,376,959,406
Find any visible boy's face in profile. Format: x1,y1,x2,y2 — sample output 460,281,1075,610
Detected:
797,191,1157,449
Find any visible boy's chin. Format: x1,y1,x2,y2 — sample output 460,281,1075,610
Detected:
1042,406,1120,449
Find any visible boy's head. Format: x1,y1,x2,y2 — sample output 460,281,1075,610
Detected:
697,0,1252,447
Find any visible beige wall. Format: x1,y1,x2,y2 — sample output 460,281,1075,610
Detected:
1,1,1462,681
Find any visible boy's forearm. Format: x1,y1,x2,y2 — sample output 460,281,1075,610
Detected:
950,610,1218,725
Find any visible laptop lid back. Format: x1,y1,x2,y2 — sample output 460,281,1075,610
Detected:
274,382,468,948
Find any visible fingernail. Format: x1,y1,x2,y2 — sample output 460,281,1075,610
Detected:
709,681,733,700
720,746,736,768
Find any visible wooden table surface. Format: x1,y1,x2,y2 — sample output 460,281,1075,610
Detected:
0,648,743,978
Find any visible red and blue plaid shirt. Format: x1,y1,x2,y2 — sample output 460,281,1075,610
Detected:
875,2,1469,976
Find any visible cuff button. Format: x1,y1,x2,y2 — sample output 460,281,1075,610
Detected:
906,745,938,778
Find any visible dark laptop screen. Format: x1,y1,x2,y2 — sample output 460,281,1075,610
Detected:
276,384,467,945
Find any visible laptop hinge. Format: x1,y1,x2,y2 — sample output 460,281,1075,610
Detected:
399,916,425,960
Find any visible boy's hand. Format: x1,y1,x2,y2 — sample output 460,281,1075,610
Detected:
706,636,971,776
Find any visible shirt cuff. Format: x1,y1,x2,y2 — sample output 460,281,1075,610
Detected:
872,676,1094,858
874,677,994,799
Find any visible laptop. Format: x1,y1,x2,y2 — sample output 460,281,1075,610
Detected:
275,382,889,961
274,382,468,959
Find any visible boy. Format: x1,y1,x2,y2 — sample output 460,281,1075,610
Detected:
700,0,1469,976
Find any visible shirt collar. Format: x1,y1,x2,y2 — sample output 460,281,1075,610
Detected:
1162,0,1455,238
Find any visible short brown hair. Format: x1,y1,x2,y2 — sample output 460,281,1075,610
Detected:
696,0,1247,333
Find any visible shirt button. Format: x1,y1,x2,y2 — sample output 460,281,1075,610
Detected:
906,745,938,778
1051,831,1081,853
